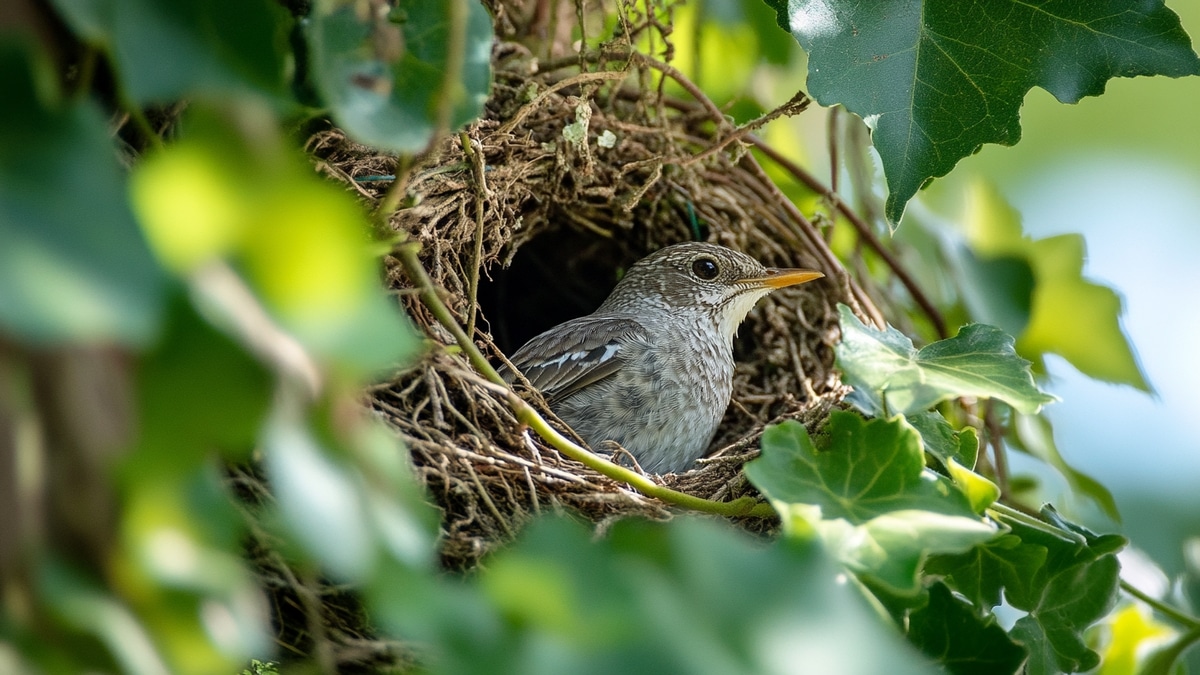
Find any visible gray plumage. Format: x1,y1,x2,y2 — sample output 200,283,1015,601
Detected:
501,242,822,474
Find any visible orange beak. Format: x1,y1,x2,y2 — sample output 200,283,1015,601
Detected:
744,268,825,289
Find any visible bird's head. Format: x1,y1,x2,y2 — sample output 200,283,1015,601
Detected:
599,242,824,341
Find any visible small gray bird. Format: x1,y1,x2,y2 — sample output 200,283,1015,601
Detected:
501,242,823,474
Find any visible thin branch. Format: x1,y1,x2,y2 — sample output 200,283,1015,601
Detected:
374,154,415,220
1120,580,1200,630
983,400,1010,496
827,106,840,194
748,135,948,338
433,0,468,143
499,70,630,135
460,133,490,338
681,91,811,166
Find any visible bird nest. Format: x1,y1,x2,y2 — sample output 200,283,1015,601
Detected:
301,38,875,575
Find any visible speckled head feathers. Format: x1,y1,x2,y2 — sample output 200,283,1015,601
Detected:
597,242,822,318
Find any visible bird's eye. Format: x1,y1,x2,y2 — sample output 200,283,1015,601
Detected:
691,257,720,280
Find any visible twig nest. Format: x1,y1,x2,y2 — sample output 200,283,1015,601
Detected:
309,45,864,569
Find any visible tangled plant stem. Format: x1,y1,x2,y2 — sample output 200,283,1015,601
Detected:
391,237,775,519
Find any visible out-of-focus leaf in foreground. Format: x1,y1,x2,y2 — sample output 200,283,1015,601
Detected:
0,41,164,346
307,0,493,153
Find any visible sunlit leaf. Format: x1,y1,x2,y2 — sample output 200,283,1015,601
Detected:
836,305,1057,416
945,459,999,515
963,181,1151,391
130,105,423,375
1097,604,1175,675
307,0,493,153
0,42,164,346
763,0,1200,223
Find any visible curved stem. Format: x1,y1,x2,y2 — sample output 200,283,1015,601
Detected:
1120,580,1200,630
391,239,774,519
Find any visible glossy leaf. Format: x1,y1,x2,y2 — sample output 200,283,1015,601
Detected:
0,42,164,345
307,0,493,153
1004,513,1125,675
907,583,1026,675
836,305,1057,416
747,415,996,592
764,0,1200,223
926,534,1048,612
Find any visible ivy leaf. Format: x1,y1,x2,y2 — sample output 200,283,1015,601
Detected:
1010,553,1120,675
765,0,1200,224
906,411,978,469
1003,511,1125,675
962,181,1151,392
907,583,1027,675
836,305,1057,416
925,534,1048,613
746,414,996,593
307,0,493,153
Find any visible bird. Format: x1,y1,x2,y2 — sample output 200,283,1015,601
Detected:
500,242,823,474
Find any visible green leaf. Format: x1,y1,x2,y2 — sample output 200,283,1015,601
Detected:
1098,605,1176,675
962,181,1150,391
307,0,493,153
746,415,996,593
50,0,288,103
749,414,977,522
1010,557,1119,675
125,294,273,483
0,41,164,346
130,105,423,376
765,0,1200,223
925,533,1048,613
906,411,978,469
471,516,940,674
945,459,999,515
1002,512,1125,675
836,305,1057,416
907,583,1027,675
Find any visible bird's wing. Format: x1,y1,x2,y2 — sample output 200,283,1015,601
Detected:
500,315,648,401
